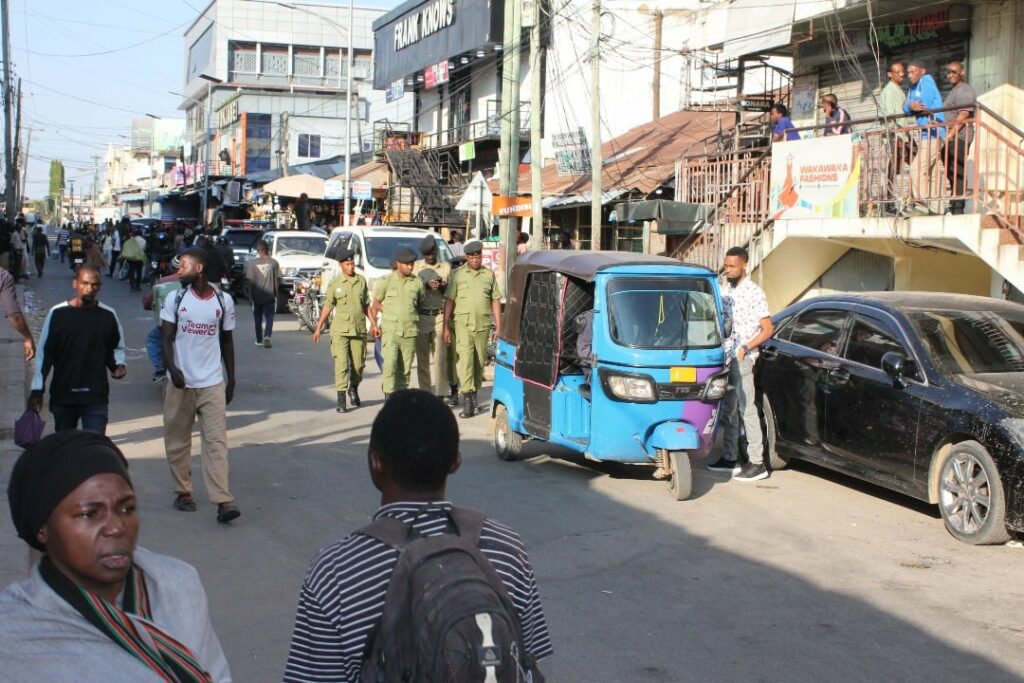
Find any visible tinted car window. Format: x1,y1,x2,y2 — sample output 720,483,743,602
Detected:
844,316,907,370
910,308,1024,374
607,277,720,349
787,310,848,355
223,230,262,249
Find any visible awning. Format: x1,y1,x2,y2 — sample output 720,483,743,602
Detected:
263,173,324,200
543,190,627,210
328,161,389,188
610,200,712,235
118,193,148,202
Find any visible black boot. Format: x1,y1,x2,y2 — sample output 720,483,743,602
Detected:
449,384,459,407
460,393,475,418
348,384,361,408
336,391,347,413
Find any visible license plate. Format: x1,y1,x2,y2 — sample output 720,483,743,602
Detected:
670,367,697,383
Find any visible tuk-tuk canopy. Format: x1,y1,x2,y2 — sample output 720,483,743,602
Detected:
503,250,709,346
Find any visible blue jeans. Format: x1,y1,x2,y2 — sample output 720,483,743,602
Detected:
147,326,165,373
252,300,276,342
51,403,109,435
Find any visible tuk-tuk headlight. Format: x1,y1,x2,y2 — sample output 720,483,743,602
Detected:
601,370,656,403
700,371,730,402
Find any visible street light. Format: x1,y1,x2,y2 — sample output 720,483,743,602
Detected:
198,73,223,229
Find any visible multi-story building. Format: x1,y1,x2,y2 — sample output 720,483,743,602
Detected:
102,118,185,218
177,0,410,222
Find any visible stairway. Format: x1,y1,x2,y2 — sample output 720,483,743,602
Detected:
382,139,466,226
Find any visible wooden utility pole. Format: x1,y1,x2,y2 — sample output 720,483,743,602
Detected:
652,11,663,120
281,112,290,176
1,0,13,220
497,0,522,291
11,78,21,213
589,0,602,250
19,126,31,212
528,0,544,249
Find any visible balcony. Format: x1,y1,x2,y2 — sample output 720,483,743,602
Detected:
418,101,531,150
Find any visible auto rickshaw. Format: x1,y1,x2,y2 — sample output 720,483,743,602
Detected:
491,251,729,500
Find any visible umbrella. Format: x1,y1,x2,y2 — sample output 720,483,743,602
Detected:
263,174,325,199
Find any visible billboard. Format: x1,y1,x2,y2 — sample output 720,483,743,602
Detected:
769,133,861,219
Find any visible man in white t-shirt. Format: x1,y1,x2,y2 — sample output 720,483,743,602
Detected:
161,247,240,523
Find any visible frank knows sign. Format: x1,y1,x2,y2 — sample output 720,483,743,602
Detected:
769,133,861,219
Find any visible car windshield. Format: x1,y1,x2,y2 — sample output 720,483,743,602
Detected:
910,308,1024,374
363,236,449,268
607,277,720,349
276,236,326,256
224,231,262,249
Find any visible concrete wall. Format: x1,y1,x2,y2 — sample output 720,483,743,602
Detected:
969,0,1024,125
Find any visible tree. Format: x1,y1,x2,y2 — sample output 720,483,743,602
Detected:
46,160,65,221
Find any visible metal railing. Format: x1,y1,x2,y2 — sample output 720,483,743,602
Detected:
672,103,1024,269
418,101,531,150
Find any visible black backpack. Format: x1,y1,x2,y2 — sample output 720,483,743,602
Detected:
358,507,544,683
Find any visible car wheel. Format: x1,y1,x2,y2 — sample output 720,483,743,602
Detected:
494,404,524,461
667,450,692,501
937,441,1010,545
761,396,790,471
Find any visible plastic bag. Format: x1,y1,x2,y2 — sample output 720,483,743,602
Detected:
14,409,45,448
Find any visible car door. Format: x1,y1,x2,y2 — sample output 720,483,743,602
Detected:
823,312,922,487
760,308,849,455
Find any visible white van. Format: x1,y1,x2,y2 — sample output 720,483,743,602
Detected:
322,226,453,289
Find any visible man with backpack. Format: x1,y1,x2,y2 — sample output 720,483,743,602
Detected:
283,389,553,683
160,248,240,524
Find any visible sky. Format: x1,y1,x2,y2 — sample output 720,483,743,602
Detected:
8,0,396,200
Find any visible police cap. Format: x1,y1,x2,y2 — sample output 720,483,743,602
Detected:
336,247,355,262
394,247,418,264
464,240,483,256
419,234,437,255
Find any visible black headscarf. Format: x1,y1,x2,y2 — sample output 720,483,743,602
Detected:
7,430,132,551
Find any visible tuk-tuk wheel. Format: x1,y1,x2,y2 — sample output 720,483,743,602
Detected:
667,451,692,501
494,404,524,461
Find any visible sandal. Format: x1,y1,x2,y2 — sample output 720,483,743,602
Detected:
173,493,197,512
217,502,241,524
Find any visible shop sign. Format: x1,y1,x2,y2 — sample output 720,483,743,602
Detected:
217,99,240,129
423,60,449,89
873,8,964,50
351,181,373,200
385,78,405,103
492,195,533,218
458,141,475,162
552,127,591,177
324,180,346,200
769,133,861,219
393,0,456,51
797,31,871,67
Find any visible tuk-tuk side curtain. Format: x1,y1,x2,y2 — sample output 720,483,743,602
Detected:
559,277,595,375
515,271,564,388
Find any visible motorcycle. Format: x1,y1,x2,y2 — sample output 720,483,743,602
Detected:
289,276,326,333
149,251,176,285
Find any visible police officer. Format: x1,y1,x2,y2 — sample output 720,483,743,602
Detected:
313,247,378,412
371,247,424,398
443,240,502,418
412,234,453,397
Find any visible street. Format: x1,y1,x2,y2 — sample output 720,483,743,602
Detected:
5,262,1024,683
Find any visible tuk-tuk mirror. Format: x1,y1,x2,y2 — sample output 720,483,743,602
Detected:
723,315,733,339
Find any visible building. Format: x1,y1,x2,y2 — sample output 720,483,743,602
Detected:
102,118,185,219
176,0,410,223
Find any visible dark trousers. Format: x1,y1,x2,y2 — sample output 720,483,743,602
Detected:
944,137,972,210
9,249,21,280
127,260,143,290
59,244,67,262
52,403,109,435
34,251,45,276
108,250,120,276
252,300,276,342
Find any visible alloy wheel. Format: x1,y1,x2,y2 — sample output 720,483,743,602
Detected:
939,452,992,536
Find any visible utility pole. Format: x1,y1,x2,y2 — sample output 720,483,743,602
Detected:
1,0,14,220
590,0,602,251
652,11,663,121
528,0,543,250
91,155,100,213
19,126,32,213
281,111,290,176
69,179,75,223
11,78,21,213
497,0,523,291
343,0,354,228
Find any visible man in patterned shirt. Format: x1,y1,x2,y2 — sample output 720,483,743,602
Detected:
283,389,553,682
707,246,774,481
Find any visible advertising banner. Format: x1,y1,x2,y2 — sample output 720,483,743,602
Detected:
769,133,861,219
492,195,533,217
324,180,346,200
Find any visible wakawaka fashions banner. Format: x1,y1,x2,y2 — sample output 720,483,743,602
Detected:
769,133,861,219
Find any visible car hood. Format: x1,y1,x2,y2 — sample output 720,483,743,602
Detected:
277,254,326,267
954,373,1024,417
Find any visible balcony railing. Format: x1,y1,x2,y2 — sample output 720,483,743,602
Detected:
418,101,531,150
674,103,1024,268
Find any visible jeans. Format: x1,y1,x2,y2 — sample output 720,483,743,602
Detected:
109,250,120,276
146,326,165,373
51,403,109,435
127,260,143,290
252,300,276,342
720,356,764,465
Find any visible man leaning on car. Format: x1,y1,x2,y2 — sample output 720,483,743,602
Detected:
708,246,774,481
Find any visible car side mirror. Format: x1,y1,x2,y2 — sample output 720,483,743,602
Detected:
881,351,914,384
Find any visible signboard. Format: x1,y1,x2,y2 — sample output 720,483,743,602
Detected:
455,172,491,212
351,180,373,201
458,141,475,162
423,60,449,89
873,7,969,50
386,78,405,103
217,99,240,129
492,195,533,217
769,133,861,219
481,241,502,276
325,179,374,200
324,180,346,200
552,127,591,177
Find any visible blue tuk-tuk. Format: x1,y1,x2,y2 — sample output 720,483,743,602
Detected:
491,251,729,500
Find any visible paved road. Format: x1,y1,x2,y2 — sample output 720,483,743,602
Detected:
4,260,1024,682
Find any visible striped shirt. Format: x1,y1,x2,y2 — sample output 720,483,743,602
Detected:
283,501,553,683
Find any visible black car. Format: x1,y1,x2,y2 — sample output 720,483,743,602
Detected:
755,292,1024,545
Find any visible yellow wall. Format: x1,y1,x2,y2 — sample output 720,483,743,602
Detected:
754,238,849,312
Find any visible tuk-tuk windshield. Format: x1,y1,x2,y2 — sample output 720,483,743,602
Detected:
607,277,720,349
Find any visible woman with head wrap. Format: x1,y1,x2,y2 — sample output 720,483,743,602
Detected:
0,430,232,682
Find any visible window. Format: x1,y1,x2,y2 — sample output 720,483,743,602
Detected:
607,277,721,349
261,48,288,75
326,53,345,80
298,134,321,158
788,310,848,355
911,309,1024,375
293,50,321,77
232,43,257,73
844,316,907,370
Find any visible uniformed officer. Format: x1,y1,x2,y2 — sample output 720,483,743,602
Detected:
312,247,378,413
412,234,454,397
443,240,502,418
371,247,424,397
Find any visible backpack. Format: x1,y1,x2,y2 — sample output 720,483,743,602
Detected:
359,507,544,683
173,287,227,332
